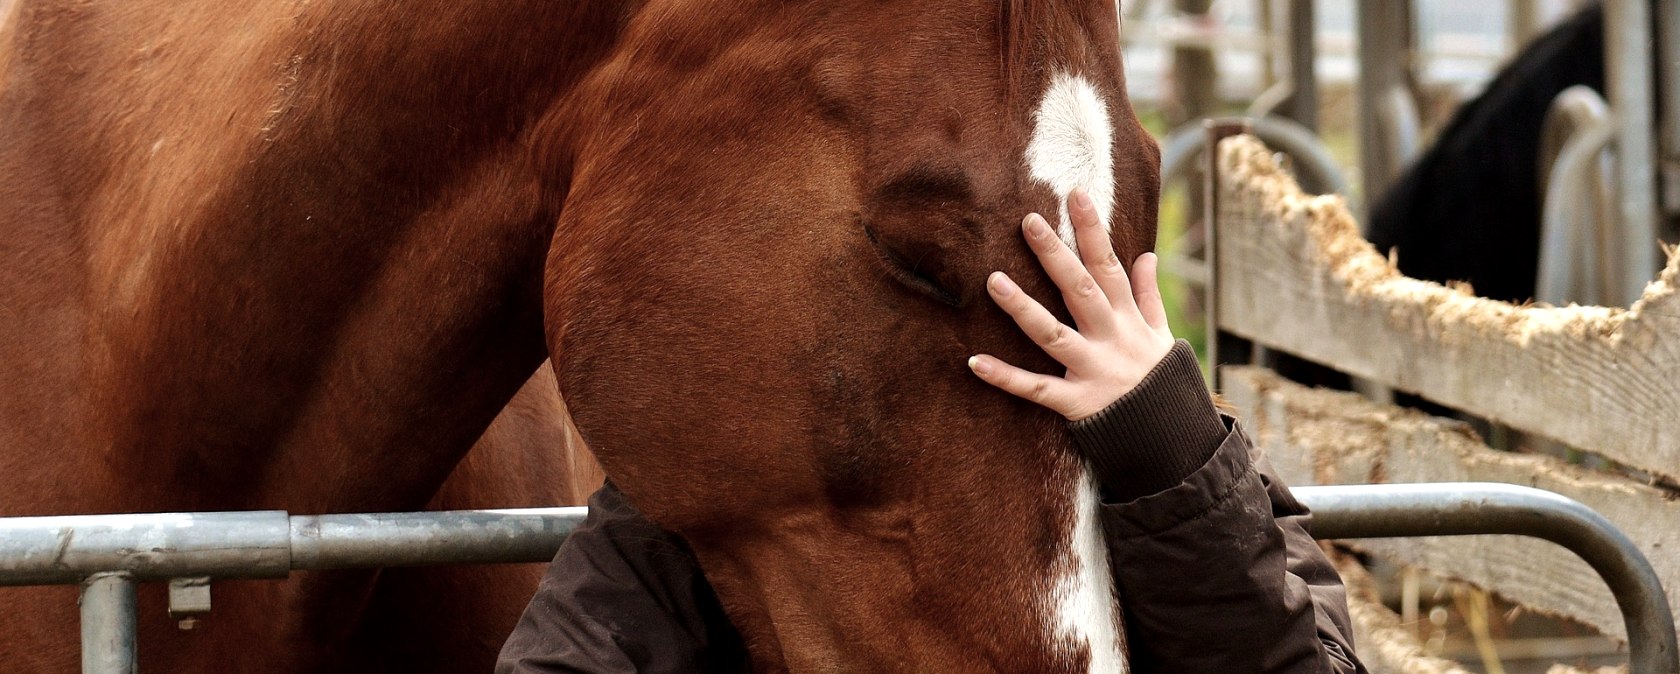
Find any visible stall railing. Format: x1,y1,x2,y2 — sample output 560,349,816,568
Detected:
1,484,1672,673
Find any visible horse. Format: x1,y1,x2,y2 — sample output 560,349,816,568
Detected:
1366,2,1607,303
0,1,1160,672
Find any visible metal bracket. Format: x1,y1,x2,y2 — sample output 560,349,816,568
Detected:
167,576,212,630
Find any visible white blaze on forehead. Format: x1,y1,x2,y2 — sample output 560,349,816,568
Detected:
1024,71,1129,673
1047,470,1129,673
1026,72,1117,253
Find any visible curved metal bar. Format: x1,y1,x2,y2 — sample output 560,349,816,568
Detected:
1542,86,1616,188
1297,482,1679,674
1157,117,1348,293
1245,80,1294,120
1160,115,1350,198
1537,92,1617,306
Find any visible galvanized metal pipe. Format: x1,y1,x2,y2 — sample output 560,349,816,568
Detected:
0,511,291,586
1508,0,1541,48
0,489,1669,672
1159,117,1349,296
0,508,585,586
1603,0,1660,304
81,572,137,674
1282,0,1317,130
1159,116,1351,198
290,507,584,570
1538,89,1617,305
1655,0,1680,215
1297,482,1679,674
1356,0,1416,217
1377,85,1420,172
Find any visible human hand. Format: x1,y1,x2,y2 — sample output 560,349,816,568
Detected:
967,187,1175,421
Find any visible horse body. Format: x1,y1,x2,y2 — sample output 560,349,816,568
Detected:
1,2,608,670
0,1,1158,672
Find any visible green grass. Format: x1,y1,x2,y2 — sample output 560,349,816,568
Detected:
1136,108,1209,366
1154,182,1207,363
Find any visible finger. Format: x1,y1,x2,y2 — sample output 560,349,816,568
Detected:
987,271,1100,369
967,354,1079,414
1020,213,1116,337
1068,187,1135,311
1131,252,1170,332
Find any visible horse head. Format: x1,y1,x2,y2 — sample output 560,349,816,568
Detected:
543,2,1158,671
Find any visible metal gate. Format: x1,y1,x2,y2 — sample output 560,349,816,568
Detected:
0,483,1672,673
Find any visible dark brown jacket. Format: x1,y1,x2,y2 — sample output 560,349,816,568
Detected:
498,342,1366,673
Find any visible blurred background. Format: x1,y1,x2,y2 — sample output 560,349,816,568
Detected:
1125,0,1599,363
1120,2,1631,672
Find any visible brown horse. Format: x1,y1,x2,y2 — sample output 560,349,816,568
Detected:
0,1,1158,672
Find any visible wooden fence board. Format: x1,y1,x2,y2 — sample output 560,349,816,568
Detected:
1212,135,1680,481
1222,365,1680,644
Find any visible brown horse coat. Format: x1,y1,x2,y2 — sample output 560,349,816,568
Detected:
1,2,608,670
2,0,1175,671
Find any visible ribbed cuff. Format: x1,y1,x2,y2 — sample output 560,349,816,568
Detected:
1067,340,1228,503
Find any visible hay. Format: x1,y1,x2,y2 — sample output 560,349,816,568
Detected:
1217,135,1679,348
1331,551,1475,674
1329,552,1626,674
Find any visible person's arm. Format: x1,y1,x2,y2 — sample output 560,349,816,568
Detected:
495,483,748,674
969,188,1365,673
1069,345,1362,673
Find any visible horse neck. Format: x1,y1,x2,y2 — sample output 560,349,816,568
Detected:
0,1,634,516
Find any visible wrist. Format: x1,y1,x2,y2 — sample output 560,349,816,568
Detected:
1064,335,1175,422
1066,340,1227,503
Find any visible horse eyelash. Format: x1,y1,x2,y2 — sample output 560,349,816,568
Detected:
862,224,964,308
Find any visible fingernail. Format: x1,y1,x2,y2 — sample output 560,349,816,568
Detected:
988,272,1016,297
1073,188,1093,210
1022,214,1048,239
968,355,992,375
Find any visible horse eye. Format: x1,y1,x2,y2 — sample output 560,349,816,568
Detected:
862,225,963,308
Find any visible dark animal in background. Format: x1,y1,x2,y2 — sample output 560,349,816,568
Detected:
1367,3,1606,303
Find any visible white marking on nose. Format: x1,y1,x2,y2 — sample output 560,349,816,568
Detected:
1047,469,1128,673
1025,72,1116,253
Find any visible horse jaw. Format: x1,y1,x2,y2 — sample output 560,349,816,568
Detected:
1025,71,1117,254
1028,71,1128,674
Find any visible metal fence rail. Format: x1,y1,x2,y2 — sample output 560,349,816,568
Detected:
1,484,1672,673
0,507,587,586
0,507,585,674
1299,483,1678,674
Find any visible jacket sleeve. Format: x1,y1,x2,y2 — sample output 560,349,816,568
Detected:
1069,341,1365,674
495,483,748,674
